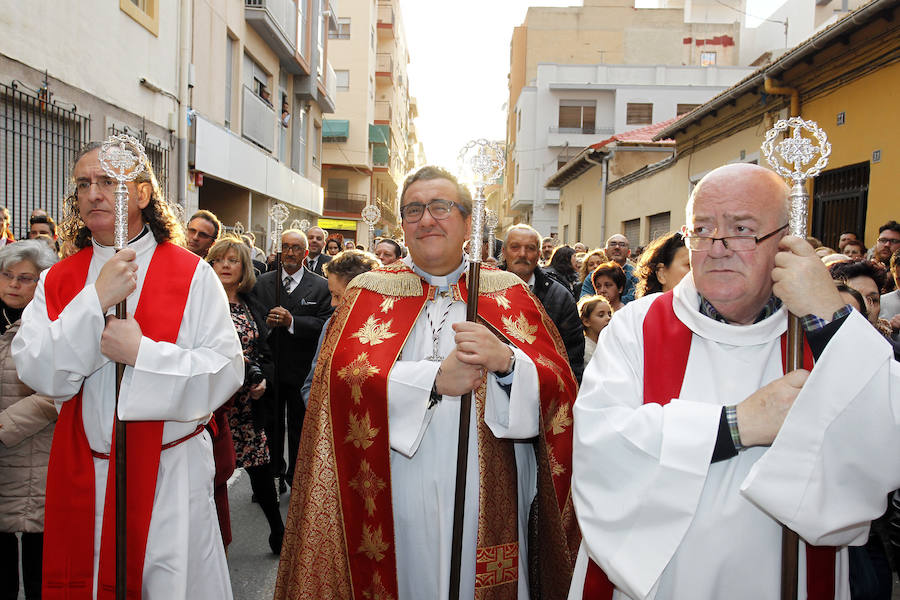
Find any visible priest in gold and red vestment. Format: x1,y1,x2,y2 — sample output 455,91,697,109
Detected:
275,166,579,600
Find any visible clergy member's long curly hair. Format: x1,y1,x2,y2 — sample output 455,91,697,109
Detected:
60,141,185,249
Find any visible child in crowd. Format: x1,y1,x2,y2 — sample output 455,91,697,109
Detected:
578,294,613,368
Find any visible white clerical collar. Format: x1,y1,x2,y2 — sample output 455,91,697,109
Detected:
92,225,156,258
402,255,467,291
527,272,536,288
671,273,786,346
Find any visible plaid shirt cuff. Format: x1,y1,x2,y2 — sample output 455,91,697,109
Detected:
725,405,743,451
800,304,854,333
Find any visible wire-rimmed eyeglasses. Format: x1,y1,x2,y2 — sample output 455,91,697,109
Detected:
684,223,789,252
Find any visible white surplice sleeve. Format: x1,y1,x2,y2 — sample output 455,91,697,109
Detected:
388,347,540,458
119,261,244,422
741,309,900,547
12,275,110,401
572,301,721,600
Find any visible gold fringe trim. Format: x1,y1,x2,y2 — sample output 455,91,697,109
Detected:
347,263,423,297
475,268,523,294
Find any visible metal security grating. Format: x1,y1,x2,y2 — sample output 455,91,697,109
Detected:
0,82,91,238
812,162,869,250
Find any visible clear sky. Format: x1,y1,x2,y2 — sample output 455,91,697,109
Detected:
399,0,579,172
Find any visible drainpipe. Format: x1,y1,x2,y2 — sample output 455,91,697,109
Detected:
764,77,800,117
585,150,614,244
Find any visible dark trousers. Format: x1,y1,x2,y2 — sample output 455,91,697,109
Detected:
265,381,306,483
0,531,42,599
245,463,283,535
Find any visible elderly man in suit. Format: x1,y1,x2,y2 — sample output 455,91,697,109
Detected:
253,229,332,490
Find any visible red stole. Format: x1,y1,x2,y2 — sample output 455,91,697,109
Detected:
42,242,199,599
583,290,836,599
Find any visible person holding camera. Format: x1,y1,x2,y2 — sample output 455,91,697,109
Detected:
208,238,283,554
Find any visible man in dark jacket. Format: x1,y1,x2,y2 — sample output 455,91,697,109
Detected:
503,224,585,383
253,229,333,489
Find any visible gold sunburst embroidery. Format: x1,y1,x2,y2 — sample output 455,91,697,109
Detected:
545,399,573,436
337,353,380,404
346,411,380,449
358,523,389,562
379,296,399,313
349,459,386,517
547,446,566,477
501,312,537,345
352,316,398,346
536,354,566,392
484,290,511,310
362,571,395,600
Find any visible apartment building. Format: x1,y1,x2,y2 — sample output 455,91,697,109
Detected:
0,1,180,237
190,0,338,247
320,0,418,247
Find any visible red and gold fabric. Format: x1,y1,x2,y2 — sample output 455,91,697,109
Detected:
275,262,580,600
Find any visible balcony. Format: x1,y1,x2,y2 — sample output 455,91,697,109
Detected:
242,85,276,152
376,2,394,39
375,54,393,83
322,61,337,111
245,0,301,73
324,191,367,214
375,100,392,123
547,126,615,148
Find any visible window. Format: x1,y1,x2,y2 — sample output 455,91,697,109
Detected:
648,212,671,241
312,122,322,168
626,103,652,125
576,205,583,242
243,53,271,102
296,107,307,176
224,36,235,129
297,0,308,59
336,70,350,91
330,17,351,39
120,0,159,36
563,224,569,245
558,100,596,133
701,52,717,67
316,0,326,80
623,219,641,247
676,104,700,116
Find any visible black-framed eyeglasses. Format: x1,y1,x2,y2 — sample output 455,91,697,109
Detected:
684,223,789,252
400,199,461,223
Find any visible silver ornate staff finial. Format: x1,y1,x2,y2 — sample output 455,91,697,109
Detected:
269,203,290,253
99,134,148,250
761,117,831,238
458,140,505,264
484,208,499,260
299,219,311,232
361,203,381,252
233,221,245,237
289,219,302,231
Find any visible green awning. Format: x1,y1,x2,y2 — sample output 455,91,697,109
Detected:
373,145,390,166
323,119,349,141
368,123,391,148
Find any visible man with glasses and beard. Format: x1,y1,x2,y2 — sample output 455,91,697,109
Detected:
569,163,900,600
252,229,331,493
275,166,579,600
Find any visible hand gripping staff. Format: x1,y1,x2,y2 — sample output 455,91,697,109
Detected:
761,117,831,600
449,139,505,600
98,134,148,600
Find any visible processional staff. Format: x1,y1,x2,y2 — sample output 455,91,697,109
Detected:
449,139,505,600
98,134,149,600
761,116,831,600
362,203,381,252
269,203,290,460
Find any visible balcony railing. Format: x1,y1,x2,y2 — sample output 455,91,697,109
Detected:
245,0,298,69
549,126,614,135
375,100,392,122
375,53,393,75
242,85,276,152
324,191,367,214
377,4,394,26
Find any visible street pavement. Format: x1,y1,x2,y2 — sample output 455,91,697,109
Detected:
226,468,290,600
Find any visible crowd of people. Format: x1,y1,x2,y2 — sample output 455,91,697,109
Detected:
0,144,899,600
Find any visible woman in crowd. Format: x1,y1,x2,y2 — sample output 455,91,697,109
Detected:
591,261,627,311
544,245,579,298
577,294,612,368
577,249,608,291
325,236,343,257
302,249,380,406
843,239,867,259
207,237,284,554
0,240,58,598
635,231,690,298
374,238,402,266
